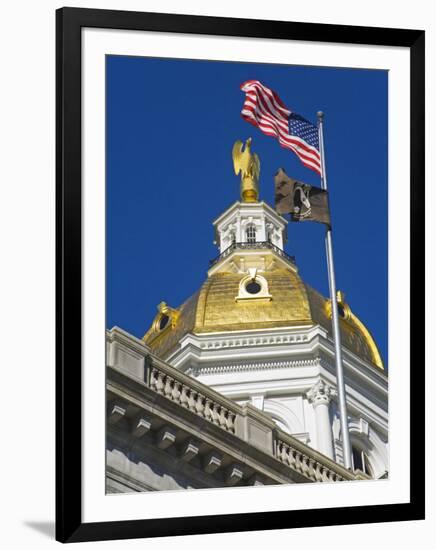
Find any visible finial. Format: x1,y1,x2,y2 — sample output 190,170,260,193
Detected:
317,111,324,120
336,290,346,304
232,138,260,202
157,301,169,314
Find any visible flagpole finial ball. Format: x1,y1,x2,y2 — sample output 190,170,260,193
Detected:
317,111,324,120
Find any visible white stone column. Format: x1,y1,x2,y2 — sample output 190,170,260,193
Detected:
236,215,242,242
259,215,267,241
307,380,334,459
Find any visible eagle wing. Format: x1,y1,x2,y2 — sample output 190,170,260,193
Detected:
232,140,246,176
252,153,260,181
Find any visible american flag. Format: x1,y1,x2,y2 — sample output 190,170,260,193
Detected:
240,80,321,175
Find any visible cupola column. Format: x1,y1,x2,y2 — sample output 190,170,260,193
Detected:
307,380,335,459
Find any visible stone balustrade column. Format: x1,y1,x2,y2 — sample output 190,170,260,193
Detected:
307,380,334,459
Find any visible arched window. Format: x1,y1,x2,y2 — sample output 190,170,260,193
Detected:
352,446,373,477
246,225,256,243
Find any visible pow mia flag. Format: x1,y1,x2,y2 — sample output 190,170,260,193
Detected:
274,168,331,226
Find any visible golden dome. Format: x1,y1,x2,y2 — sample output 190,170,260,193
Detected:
143,267,384,370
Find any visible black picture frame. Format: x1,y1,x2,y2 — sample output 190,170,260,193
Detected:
56,7,425,543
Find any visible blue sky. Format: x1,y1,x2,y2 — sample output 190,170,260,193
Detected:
106,55,388,365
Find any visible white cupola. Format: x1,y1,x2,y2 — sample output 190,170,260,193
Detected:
213,201,288,254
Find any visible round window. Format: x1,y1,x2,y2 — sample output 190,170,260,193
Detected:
158,314,170,330
245,281,261,294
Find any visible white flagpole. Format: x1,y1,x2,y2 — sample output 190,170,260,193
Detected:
317,111,353,470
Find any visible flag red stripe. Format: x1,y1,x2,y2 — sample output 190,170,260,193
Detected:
247,92,321,161
242,97,321,165
240,80,321,174
247,84,321,160
244,80,291,117
242,109,321,171
241,110,321,172
249,93,290,132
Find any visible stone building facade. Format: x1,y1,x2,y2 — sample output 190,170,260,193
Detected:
106,327,368,492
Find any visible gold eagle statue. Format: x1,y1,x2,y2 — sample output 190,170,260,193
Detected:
232,137,260,202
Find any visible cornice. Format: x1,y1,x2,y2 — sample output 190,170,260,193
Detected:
106,326,150,355
171,325,324,357
212,200,287,229
168,329,388,394
186,357,321,376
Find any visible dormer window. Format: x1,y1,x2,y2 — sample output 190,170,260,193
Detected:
148,301,180,337
235,270,272,303
158,314,170,331
246,225,256,243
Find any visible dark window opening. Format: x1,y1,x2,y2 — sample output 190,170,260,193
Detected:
245,281,262,294
352,447,373,476
159,314,170,331
246,225,256,243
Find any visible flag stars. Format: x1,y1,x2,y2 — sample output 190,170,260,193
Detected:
240,80,321,174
